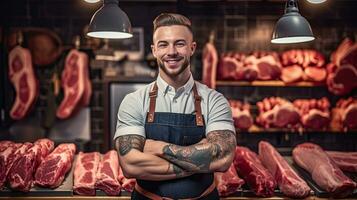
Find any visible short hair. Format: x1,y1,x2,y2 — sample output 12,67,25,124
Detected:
153,13,192,34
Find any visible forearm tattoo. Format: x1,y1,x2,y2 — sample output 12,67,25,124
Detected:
171,164,188,178
162,130,236,172
116,135,145,156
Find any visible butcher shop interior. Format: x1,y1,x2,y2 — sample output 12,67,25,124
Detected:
0,0,357,199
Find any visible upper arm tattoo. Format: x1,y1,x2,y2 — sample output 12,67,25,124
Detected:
161,130,236,172
116,135,145,156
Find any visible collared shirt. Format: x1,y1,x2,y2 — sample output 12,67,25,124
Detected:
114,74,235,139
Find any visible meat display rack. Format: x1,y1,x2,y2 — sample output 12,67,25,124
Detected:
216,80,326,87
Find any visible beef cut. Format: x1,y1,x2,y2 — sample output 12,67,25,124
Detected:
293,97,331,130
8,46,38,120
56,49,90,119
34,143,76,188
5,142,33,178
244,53,281,80
234,146,276,197
215,163,245,197
202,42,218,89
229,100,253,130
0,141,14,152
256,97,300,129
259,141,311,198
73,152,101,195
331,97,357,131
326,151,357,173
8,139,54,192
281,65,304,83
95,150,121,196
118,166,136,193
292,143,356,198
0,143,21,188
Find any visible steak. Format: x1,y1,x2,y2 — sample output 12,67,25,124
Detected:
244,53,281,80
34,143,76,188
0,143,21,188
234,146,276,197
118,166,136,193
95,150,121,196
8,46,38,120
292,143,356,198
73,152,101,196
8,139,54,192
229,100,253,130
56,49,90,119
331,98,357,131
281,65,303,83
326,151,357,173
259,141,311,198
202,42,218,89
215,163,245,197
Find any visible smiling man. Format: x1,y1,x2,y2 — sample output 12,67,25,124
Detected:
114,13,236,200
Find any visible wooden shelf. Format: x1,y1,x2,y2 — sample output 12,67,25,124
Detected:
237,125,357,134
216,80,325,87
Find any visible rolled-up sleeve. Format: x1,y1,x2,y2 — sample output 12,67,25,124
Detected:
114,93,145,140
206,92,235,135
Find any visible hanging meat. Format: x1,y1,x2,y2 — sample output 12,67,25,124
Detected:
326,38,357,95
293,97,331,130
214,163,245,197
292,143,356,198
202,41,218,89
330,97,357,131
229,100,253,130
8,139,54,192
8,46,39,120
234,146,276,197
259,141,311,198
34,143,76,188
256,97,300,129
56,49,92,119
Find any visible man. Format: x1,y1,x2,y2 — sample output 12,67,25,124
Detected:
114,13,236,200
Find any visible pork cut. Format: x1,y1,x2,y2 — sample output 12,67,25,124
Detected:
256,97,300,129
244,53,281,80
293,97,330,130
292,143,356,198
202,42,218,89
118,166,136,193
56,49,90,119
0,143,21,188
34,143,76,188
259,141,311,198
215,163,245,197
331,98,357,131
229,100,253,130
281,65,303,83
234,146,276,197
326,151,357,173
8,139,54,192
8,46,38,120
95,150,121,196
73,152,101,195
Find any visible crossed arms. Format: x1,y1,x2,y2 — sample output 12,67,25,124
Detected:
115,129,236,181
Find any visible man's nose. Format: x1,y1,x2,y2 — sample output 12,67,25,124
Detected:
167,44,178,56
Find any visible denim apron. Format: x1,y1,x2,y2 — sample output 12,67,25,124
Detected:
132,82,219,200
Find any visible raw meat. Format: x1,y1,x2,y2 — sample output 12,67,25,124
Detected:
118,166,136,193
202,42,218,89
215,163,245,197
229,100,253,130
326,151,357,173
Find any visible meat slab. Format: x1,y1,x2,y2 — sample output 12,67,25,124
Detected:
215,163,245,197
234,146,276,197
326,151,357,173
229,100,253,130
95,150,121,196
292,143,356,198
202,42,218,89
34,143,76,188
259,141,311,198
118,166,136,193
8,46,38,120
73,152,101,195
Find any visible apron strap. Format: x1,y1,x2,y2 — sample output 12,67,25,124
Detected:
147,81,204,126
147,83,158,123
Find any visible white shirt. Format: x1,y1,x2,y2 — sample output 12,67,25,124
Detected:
114,74,235,139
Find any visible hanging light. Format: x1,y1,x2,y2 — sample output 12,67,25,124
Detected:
84,0,101,3
87,0,133,39
306,0,327,4
271,0,315,44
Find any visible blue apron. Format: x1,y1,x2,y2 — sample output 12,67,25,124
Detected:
132,82,219,200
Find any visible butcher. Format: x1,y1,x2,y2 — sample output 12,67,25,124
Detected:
114,13,236,199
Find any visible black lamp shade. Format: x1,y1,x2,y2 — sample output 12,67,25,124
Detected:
271,0,315,44
87,0,133,39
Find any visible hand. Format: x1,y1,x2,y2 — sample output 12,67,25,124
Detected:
144,139,167,156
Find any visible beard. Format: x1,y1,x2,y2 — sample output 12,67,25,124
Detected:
157,56,190,78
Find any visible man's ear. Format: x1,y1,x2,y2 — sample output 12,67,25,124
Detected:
191,41,197,56
151,44,157,58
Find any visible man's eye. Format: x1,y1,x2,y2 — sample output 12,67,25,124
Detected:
158,44,167,48
176,43,185,47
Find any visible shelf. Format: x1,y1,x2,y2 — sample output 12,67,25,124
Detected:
237,125,357,134
216,80,325,87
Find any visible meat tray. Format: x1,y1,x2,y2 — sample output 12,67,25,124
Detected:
285,156,357,198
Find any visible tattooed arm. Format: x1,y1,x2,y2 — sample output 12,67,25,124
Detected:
115,134,193,181
145,130,236,173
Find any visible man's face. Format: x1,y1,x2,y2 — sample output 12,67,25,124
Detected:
151,25,196,78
